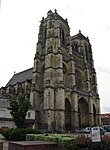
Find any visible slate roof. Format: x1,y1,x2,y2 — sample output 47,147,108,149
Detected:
71,30,88,41
6,68,33,87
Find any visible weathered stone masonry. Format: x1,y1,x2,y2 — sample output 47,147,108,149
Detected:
30,10,100,132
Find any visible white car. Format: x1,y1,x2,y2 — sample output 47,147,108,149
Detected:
84,127,91,133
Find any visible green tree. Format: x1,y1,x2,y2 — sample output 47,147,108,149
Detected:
8,94,31,128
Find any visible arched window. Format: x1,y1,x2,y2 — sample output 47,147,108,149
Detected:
60,27,65,45
92,74,96,84
43,25,47,47
72,42,78,53
93,104,96,126
63,63,67,73
40,64,45,89
63,63,68,87
75,70,83,90
65,98,71,130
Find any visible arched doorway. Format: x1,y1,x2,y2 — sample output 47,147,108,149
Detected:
65,98,71,131
78,98,89,128
93,104,96,126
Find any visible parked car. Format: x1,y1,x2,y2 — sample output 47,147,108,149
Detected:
84,127,91,133
78,128,86,133
100,127,106,135
102,125,110,132
91,126,106,135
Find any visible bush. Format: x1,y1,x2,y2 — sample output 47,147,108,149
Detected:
9,128,27,141
26,134,59,142
26,134,76,150
26,134,110,150
26,134,45,141
2,128,42,141
102,135,110,150
2,128,14,140
75,135,91,149
59,137,76,150
2,129,110,149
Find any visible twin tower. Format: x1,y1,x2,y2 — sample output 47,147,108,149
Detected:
30,10,100,132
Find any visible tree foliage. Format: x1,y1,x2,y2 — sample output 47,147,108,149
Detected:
8,94,31,128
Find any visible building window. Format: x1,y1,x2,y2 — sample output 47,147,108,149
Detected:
27,112,31,118
0,110,5,118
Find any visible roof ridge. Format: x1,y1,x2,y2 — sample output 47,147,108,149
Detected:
14,67,33,76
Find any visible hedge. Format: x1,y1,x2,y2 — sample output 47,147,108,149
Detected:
26,134,110,150
26,134,90,150
2,128,43,141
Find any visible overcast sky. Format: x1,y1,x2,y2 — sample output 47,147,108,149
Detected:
0,0,110,113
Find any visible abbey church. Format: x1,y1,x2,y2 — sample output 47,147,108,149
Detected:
0,10,100,132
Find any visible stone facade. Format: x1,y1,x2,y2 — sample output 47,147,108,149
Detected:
0,10,100,132
30,10,100,132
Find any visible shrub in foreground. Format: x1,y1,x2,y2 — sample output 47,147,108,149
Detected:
2,128,14,140
26,134,110,150
2,128,42,141
26,134,76,150
102,135,110,150
75,135,91,149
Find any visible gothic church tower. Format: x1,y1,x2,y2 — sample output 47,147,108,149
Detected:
30,10,100,132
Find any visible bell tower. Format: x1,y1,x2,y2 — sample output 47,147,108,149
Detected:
30,9,74,132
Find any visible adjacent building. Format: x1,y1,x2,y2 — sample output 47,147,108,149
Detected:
100,114,110,125
0,98,14,128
